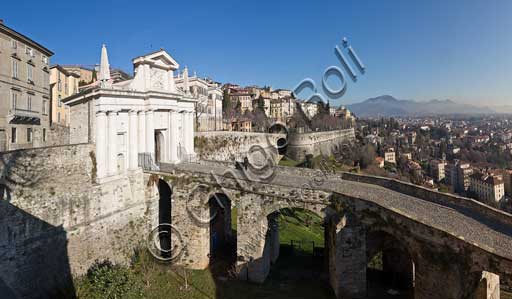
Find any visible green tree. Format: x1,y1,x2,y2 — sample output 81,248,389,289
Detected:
91,69,97,82
222,89,231,112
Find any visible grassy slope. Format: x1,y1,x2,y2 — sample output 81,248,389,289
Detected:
277,209,324,253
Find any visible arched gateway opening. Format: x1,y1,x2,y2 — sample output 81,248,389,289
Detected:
157,179,172,257
366,230,415,298
259,207,335,297
208,193,236,275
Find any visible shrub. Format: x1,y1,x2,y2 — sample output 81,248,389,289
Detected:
76,260,142,299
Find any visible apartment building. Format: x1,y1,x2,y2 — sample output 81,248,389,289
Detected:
270,96,296,122
446,160,473,194
50,65,80,126
429,159,446,182
175,68,222,131
230,90,253,113
0,21,53,151
469,172,505,204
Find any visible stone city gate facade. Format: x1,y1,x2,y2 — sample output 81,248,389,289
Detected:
147,164,511,299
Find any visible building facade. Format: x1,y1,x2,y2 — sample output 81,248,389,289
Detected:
469,172,505,204
61,65,96,87
0,21,53,151
50,65,80,126
430,159,446,182
446,160,473,194
175,69,222,131
64,46,196,181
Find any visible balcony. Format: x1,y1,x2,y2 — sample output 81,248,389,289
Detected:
7,108,41,125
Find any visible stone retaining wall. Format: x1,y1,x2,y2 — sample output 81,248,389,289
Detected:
195,131,285,162
0,144,148,298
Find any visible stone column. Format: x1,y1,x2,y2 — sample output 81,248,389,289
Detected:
236,197,271,283
334,213,367,299
138,111,146,153
168,110,178,162
178,112,184,159
146,110,155,160
268,212,280,264
107,110,118,176
128,110,138,170
95,111,108,179
187,112,195,157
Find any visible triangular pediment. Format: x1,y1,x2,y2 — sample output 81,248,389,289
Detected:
132,49,179,70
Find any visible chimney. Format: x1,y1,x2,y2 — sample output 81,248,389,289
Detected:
0,19,4,24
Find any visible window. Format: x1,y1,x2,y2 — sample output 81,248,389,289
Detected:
42,99,48,114
27,64,33,81
11,127,16,143
11,40,17,49
43,72,49,87
27,95,32,111
58,78,61,91
58,95,62,107
43,128,47,142
42,55,47,64
11,92,18,109
25,47,34,57
58,112,61,123
12,59,18,78
27,128,32,143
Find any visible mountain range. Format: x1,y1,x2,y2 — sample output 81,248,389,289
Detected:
346,95,495,117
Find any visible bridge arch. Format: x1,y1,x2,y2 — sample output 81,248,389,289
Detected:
208,192,237,270
366,229,416,296
157,179,172,257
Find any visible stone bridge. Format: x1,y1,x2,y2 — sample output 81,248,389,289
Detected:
148,161,512,299
1,144,511,298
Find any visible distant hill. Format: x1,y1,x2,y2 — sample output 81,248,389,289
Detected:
347,95,493,117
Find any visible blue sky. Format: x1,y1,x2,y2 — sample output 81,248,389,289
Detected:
3,0,512,105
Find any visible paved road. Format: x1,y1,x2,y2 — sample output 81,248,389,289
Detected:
159,162,512,261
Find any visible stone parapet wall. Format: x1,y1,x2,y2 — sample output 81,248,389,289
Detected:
340,172,512,228
0,144,148,298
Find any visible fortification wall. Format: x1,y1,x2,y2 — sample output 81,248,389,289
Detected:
194,131,285,162
0,144,148,298
195,129,355,163
286,128,355,160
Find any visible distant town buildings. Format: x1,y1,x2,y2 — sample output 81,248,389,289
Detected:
0,20,53,150
300,101,319,119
